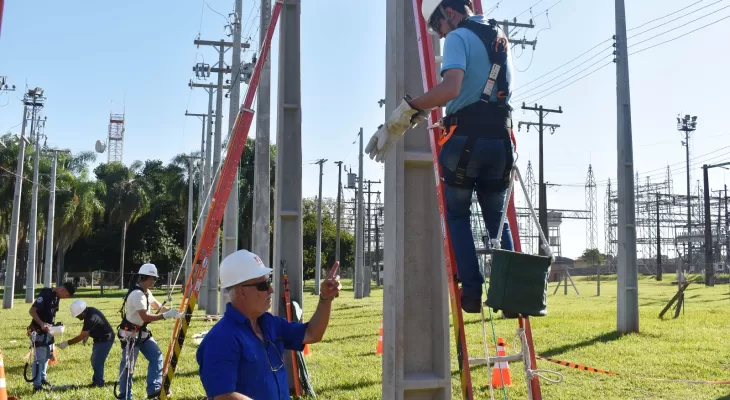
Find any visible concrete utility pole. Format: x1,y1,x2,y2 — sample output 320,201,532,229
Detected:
272,0,302,391
222,0,243,309
702,161,730,286
334,161,343,262
253,0,273,266
208,40,228,315
355,128,365,299
184,111,211,268
190,64,233,313
518,103,562,255
363,179,381,297
313,159,327,295
26,88,46,303
383,1,449,395
678,114,698,271
375,205,381,286
185,156,201,283
3,104,29,309
615,0,639,334
43,149,67,288
656,193,662,281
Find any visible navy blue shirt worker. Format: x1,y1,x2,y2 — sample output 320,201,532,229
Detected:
196,250,341,400
57,300,116,387
365,0,516,314
28,281,76,392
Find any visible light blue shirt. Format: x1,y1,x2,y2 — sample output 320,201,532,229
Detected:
441,15,514,115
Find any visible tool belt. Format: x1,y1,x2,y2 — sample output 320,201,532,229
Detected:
26,323,62,346
117,319,151,346
438,101,514,189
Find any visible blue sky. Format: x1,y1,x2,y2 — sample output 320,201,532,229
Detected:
1,0,729,259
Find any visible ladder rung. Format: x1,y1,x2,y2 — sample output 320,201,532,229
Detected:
402,372,449,391
469,354,524,366
476,247,492,255
404,151,433,165
283,103,299,110
279,210,299,218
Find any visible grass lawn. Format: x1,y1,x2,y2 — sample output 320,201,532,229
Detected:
1,276,730,399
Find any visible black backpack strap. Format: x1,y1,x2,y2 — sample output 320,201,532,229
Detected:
459,18,510,108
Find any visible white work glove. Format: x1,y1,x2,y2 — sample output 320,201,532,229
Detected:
163,309,185,320
57,341,69,349
365,96,428,163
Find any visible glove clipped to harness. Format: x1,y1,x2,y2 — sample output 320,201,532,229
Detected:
365,96,428,163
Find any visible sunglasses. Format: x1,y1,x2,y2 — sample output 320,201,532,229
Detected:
240,278,272,292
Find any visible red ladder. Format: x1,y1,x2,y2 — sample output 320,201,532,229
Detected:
410,1,542,398
158,1,284,398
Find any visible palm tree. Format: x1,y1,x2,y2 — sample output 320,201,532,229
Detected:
54,175,105,283
109,164,151,289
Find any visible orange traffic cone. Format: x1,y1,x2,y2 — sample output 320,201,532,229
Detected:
491,337,512,388
376,320,384,355
303,344,311,356
0,349,8,400
49,347,58,366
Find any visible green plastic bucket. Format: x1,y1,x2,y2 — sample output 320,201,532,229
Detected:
486,249,552,317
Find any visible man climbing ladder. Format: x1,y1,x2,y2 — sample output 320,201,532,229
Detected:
366,0,516,313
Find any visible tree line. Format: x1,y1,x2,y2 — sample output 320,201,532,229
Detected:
0,133,355,291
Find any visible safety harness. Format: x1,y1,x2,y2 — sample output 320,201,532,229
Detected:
114,284,153,399
439,17,514,190
117,285,153,346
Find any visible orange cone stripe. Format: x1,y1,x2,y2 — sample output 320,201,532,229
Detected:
536,356,618,376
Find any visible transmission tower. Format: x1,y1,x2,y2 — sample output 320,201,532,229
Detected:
604,179,616,264
107,112,125,163
585,165,598,253
525,160,537,253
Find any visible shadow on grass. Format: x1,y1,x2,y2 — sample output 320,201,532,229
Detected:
716,395,730,400
321,332,376,344
539,331,623,358
317,378,380,395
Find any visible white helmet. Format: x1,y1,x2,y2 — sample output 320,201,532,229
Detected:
220,250,272,289
138,263,159,278
421,0,444,26
421,0,469,33
70,299,87,318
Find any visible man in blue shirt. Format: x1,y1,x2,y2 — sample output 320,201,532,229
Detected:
197,250,341,399
365,0,515,313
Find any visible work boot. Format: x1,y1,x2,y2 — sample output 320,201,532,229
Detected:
147,389,171,399
461,293,483,313
33,386,46,393
41,379,52,387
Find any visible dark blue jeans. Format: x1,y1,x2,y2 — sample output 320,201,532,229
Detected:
91,339,114,386
439,135,514,298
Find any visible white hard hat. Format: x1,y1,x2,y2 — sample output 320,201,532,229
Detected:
220,250,272,289
70,299,87,318
421,0,444,26
138,263,159,278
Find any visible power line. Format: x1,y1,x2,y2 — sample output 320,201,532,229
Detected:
627,0,726,39
628,3,730,48
514,53,613,102
514,0,547,19
627,0,704,31
520,61,613,105
513,38,612,91
629,13,730,55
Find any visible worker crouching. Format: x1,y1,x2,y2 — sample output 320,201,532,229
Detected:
57,300,115,387
197,250,341,399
